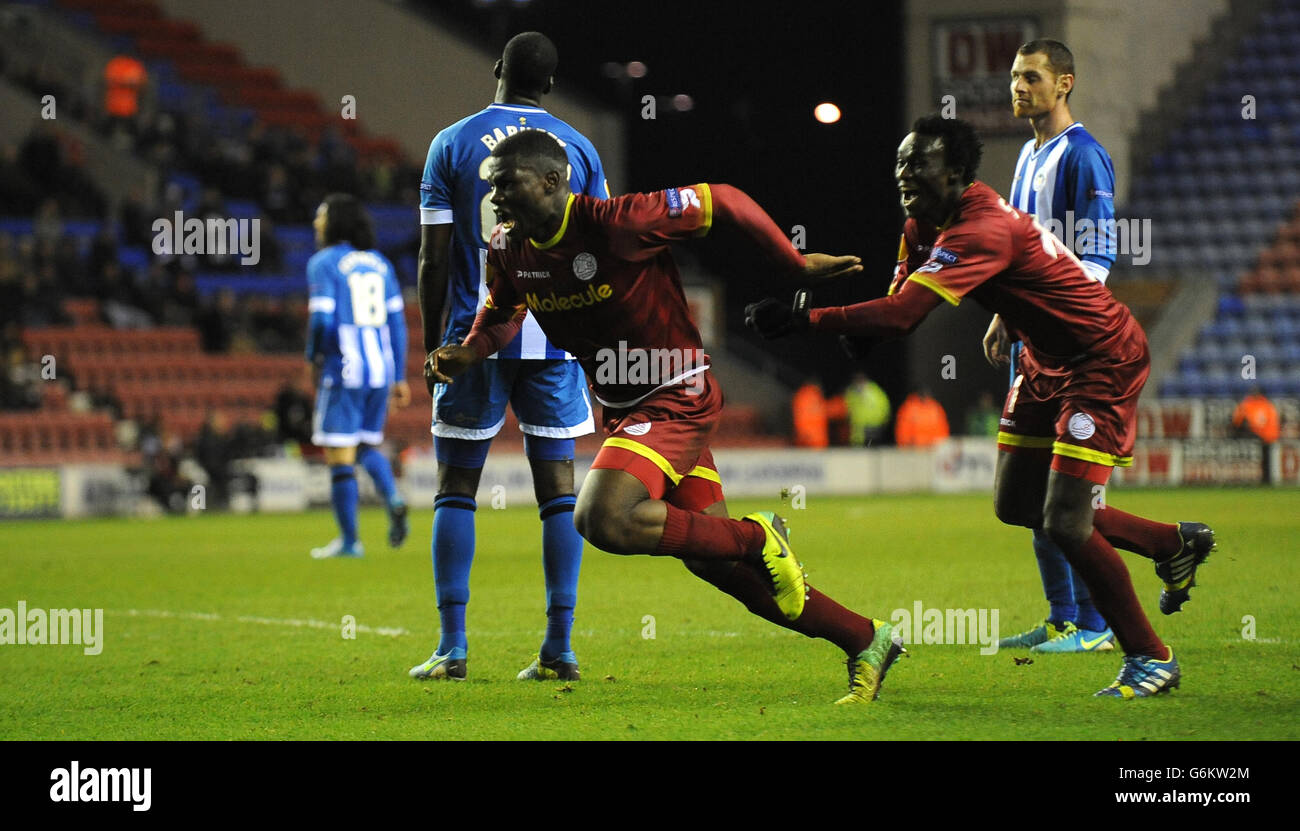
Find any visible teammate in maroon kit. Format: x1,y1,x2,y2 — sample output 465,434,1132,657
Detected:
429,130,905,704
747,115,1214,698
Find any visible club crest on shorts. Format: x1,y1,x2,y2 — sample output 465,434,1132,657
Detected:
623,422,652,436
1068,412,1096,440
573,252,598,281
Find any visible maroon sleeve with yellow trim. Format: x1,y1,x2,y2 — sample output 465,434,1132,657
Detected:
466,242,527,358
903,212,1013,306
598,185,714,263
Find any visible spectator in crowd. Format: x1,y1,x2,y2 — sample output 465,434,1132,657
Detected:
0,343,43,411
119,186,155,247
20,265,68,327
792,378,830,448
20,125,105,218
1233,386,1280,483
96,261,153,329
895,388,950,447
195,289,240,352
194,410,273,508
844,373,891,446
103,49,148,144
138,421,193,513
964,390,1001,437
0,142,41,215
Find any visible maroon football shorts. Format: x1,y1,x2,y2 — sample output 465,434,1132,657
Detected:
997,318,1150,483
590,369,725,502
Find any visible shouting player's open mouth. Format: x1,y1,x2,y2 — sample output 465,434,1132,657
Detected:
899,185,920,212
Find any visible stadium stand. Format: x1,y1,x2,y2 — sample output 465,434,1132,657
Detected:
1115,0,1300,398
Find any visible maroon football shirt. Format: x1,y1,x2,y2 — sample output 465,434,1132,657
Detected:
888,181,1136,365
479,185,716,406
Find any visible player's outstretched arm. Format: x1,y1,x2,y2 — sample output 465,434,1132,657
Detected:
801,252,864,283
709,184,862,282
745,290,810,339
808,278,944,339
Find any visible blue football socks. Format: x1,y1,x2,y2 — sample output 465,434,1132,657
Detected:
1072,572,1109,632
539,494,582,660
1033,527,1077,625
433,494,476,654
329,465,359,548
358,445,401,508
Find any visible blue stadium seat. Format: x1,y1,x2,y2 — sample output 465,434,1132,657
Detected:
1196,369,1227,397
1251,341,1282,364
118,247,150,271
0,217,35,236
1219,294,1247,316
1275,317,1300,339
226,200,261,220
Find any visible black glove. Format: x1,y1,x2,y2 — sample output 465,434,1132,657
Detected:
839,335,876,360
744,290,810,339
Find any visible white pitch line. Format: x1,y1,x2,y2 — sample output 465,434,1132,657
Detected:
117,608,409,637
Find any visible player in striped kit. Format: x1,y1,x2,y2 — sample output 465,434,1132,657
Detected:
986,40,1119,653
306,194,410,559
410,33,608,682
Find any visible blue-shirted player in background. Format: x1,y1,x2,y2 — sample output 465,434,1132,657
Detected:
985,39,1118,653
306,194,410,559
410,32,608,681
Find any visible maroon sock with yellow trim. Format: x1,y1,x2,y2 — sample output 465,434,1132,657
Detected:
677,556,876,654
1092,506,1181,561
1064,530,1166,657
655,504,765,560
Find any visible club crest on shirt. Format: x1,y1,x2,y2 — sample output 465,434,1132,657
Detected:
1068,412,1096,440
573,252,598,281
1033,170,1048,190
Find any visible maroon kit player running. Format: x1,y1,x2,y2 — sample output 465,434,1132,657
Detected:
429,129,904,704
747,115,1215,698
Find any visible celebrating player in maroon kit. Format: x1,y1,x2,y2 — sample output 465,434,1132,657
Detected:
747,115,1215,698
429,130,905,704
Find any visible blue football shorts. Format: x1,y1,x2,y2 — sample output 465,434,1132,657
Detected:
432,358,593,440
313,379,390,447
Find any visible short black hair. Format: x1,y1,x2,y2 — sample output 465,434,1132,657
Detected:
322,193,374,250
910,115,984,184
490,130,569,177
1018,39,1075,100
501,32,558,95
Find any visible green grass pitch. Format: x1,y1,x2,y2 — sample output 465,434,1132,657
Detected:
2,488,1297,740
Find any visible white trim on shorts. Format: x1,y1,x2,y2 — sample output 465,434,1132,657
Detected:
312,430,360,448
519,408,595,438
433,413,508,440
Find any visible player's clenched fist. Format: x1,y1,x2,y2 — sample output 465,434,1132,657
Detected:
425,345,481,387
745,290,811,339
